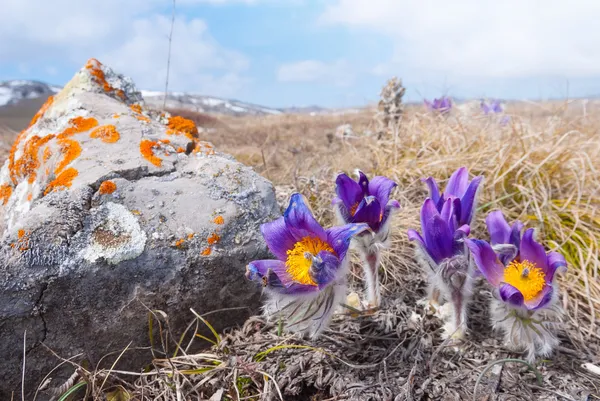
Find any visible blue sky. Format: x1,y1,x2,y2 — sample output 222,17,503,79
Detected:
1,0,600,108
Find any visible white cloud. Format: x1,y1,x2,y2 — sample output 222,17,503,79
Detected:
320,0,600,78
0,0,250,97
101,15,250,97
277,59,354,86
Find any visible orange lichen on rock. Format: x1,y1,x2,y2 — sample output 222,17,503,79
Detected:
27,193,33,201
0,184,12,205
90,125,120,143
207,232,220,245
99,180,117,195
113,114,120,119
140,139,162,167
55,138,82,173
13,134,55,184
193,141,216,156
130,104,142,114
201,247,212,256
43,147,52,163
136,115,151,123
116,89,125,100
166,116,198,140
14,230,31,251
213,215,224,225
44,167,78,195
187,233,194,240
86,58,113,93
58,116,99,138
28,95,54,129
175,239,185,248
177,147,185,153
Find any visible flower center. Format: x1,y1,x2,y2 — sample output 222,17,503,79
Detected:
503,260,546,301
286,236,334,286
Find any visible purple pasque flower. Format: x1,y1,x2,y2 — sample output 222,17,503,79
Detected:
247,193,368,294
407,198,470,267
466,229,567,311
481,99,503,114
408,197,473,339
422,167,483,227
246,193,368,337
332,170,401,308
332,170,400,234
424,97,452,114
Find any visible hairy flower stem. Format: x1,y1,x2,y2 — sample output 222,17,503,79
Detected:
360,249,381,308
439,255,473,339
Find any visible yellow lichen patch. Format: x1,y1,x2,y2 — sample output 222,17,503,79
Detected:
90,125,120,143
285,237,335,286
113,114,120,119
213,215,224,225
0,184,12,205
131,209,141,215
503,260,546,301
201,247,212,256
130,104,142,114
13,134,55,184
207,232,220,245
55,138,82,173
58,116,99,138
99,180,117,195
28,95,54,129
167,116,199,140
44,167,78,195
140,139,162,167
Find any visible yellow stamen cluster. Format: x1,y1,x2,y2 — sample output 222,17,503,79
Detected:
286,236,335,286
503,260,546,301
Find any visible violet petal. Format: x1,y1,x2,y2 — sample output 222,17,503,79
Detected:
444,167,469,198
335,173,363,211
368,176,397,208
466,239,504,286
499,284,525,308
520,228,549,275
486,210,511,245
326,223,369,261
284,193,328,242
459,175,483,225
260,217,297,261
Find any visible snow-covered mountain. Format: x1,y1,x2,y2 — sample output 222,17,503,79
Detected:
0,80,60,107
140,90,284,116
0,80,334,116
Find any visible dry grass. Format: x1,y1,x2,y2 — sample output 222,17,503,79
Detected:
3,99,600,399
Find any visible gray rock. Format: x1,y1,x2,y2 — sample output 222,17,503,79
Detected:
0,59,279,399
